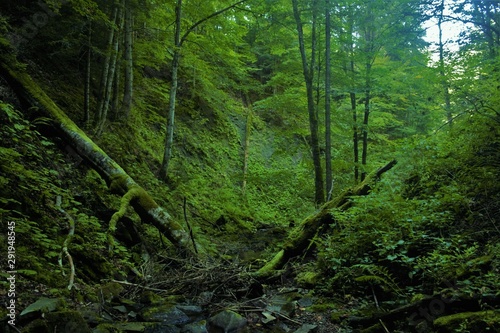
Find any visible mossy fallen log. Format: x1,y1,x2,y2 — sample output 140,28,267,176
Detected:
255,159,397,278
0,54,195,255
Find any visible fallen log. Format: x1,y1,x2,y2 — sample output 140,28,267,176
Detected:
255,159,397,278
0,54,195,256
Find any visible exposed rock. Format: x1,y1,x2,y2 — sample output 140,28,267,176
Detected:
208,310,247,333
182,320,209,333
144,322,181,333
140,305,190,325
21,311,92,333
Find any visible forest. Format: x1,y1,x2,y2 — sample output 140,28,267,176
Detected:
0,0,499,332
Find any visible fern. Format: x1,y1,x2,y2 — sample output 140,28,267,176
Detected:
353,264,405,296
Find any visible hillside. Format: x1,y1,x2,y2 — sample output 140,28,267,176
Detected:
1,1,500,332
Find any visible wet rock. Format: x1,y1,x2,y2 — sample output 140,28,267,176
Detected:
266,293,299,317
144,323,181,333
21,311,91,333
297,297,314,308
208,310,247,332
182,319,209,333
176,304,204,316
99,282,125,302
140,305,190,325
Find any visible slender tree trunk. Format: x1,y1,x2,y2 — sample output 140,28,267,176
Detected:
111,59,121,120
242,95,252,196
121,0,133,119
361,61,371,182
159,0,248,181
83,20,92,127
325,0,333,200
347,12,359,184
351,87,359,183
95,7,118,127
438,0,452,126
159,0,182,181
96,6,123,135
360,6,374,182
292,0,325,205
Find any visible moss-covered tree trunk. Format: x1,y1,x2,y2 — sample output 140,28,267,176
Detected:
0,55,195,256
256,159,397,278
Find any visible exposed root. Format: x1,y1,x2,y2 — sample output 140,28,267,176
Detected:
55,195,75,290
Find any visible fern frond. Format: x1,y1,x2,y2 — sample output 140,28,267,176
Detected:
352,264,404,296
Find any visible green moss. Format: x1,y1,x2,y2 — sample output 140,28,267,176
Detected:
309,302,336,313
22,311,92,333
109,173,130,194
410,293,429,303
135,187,159,211
256,250,284,277
433,310,500,332
99,282,125,302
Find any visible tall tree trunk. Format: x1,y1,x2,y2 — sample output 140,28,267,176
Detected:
95,7,118,128
360,5,375,182
292,0,325,205
345,10,359,184
361,61,371,182
159,0,182,181
83,20,92,127
111,59,121,120
242,94,252,196
97,6,123,135
325,0,333,200
159,0,248,181
121,0,133,119
438,0,452,126
351,85,359,183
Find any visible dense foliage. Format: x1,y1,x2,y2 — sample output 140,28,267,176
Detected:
1,0,500,332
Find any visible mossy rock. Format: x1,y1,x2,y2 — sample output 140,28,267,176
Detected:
22,311,91,333
99,282,125,302
433,310,500,332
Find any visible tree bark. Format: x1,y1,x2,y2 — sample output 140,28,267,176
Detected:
292,0,325,206
96,6,123,135
0,55,195,256
95,6,118,128
360,5,375,182
325,0,333,200
437,0,452,127
83,20,92,127
159,0,182,181
255,159,397,278
361,64,371,182
120,0,133,119
242,94,252,196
